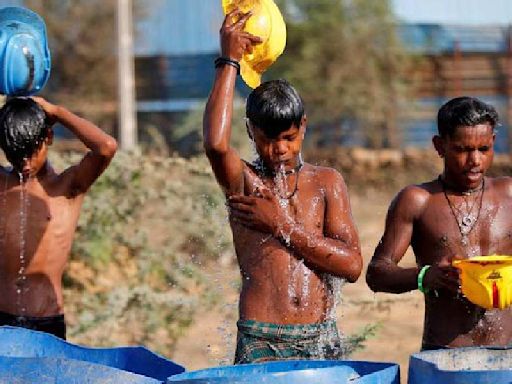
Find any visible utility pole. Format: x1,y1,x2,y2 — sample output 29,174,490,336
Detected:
117,0,137,150
507,26,512,155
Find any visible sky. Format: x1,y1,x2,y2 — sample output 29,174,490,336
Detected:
392,0,512,25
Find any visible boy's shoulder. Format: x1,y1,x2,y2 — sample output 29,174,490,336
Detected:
487,176,512,198
302,163,345,184
391,180,437,215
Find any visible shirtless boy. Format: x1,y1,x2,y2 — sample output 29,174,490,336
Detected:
0,97,117,339
204,10,362,363
367,96,512,350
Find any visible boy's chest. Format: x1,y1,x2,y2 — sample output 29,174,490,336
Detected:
415,196,512,260
244,171,326,230
1,185,81,236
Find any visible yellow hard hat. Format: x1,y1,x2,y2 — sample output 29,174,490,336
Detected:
453,255,512,310
222,0,287,89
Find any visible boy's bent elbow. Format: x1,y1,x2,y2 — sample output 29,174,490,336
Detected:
101,137,118,158
366,262,384,292
204,141,229,158
343,254,363,283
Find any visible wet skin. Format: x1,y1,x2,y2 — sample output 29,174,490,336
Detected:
0,98,117,317
204,10,362,324
367,124,512,347
231,161,361,323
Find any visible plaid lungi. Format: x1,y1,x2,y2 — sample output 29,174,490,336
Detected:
234,319,347,364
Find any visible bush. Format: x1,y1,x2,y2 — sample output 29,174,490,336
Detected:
51,150,233,355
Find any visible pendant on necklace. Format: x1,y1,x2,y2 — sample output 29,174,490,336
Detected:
461,215,474,227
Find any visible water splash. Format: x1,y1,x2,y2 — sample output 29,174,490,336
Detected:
15,173,29,321
0,175,8,252
324,274,346,322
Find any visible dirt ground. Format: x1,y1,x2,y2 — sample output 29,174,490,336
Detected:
172,188,424,382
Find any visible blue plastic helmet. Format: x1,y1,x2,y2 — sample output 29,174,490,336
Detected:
0,6,51,96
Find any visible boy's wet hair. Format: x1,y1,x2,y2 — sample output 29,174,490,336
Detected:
246,79,304,138
437,96,499,137
0,97,48,170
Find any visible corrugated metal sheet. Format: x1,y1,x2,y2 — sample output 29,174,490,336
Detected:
135,0,223,56
399,24,510,53
0,1,24,7
393,0,512,25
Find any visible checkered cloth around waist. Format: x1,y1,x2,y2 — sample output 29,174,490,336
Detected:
237,319,339,341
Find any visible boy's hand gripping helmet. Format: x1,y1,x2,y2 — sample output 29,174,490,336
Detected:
453,256,512,310
222,0,286,89
0,6,51,96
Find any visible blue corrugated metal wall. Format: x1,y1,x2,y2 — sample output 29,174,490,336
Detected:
135,0,223,56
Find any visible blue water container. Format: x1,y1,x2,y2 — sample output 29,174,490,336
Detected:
168,360,400,384
0,326,185,382
0,6,51,95
408,347,512,384
0,356,162,384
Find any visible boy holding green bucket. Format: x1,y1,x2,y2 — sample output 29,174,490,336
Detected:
367,96,512,350
204,6,362,363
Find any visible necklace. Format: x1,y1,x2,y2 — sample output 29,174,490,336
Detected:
439,176,485,246
253,157,304,199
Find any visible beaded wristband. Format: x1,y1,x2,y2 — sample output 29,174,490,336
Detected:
214,57,240,75
417,265,431,294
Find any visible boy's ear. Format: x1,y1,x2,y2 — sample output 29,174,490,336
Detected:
432,135,445,158
246,120,254,140
45,127,54,145
300,115,307,137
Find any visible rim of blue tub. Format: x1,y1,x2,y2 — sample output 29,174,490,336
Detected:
408,346,512,384
168,359,400,384
0,355,162,384
0,326,184,381
410,346,512,373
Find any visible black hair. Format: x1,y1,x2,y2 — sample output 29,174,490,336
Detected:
0,97,48,170
437,96,499,137
246,79,305,138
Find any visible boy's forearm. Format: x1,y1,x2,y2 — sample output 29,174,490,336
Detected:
366,260,419,293
279,224,362,282
54,105,117,157
203,66,238,155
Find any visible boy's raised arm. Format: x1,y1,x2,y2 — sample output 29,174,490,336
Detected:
33,97,117,195
203,10,261,196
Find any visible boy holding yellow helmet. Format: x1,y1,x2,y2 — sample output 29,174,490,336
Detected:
367,97,512,350
204,7,362,363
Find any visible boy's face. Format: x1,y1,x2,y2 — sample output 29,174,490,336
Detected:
9,129,52,179
434,123,495,190
249,118,306,172
23,143,49,178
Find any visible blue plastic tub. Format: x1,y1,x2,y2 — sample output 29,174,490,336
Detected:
0,356,162,383
0,326,185,382
168,360,400,383
408,347,512,384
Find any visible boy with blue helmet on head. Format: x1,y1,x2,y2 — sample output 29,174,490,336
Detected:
0,7,116,339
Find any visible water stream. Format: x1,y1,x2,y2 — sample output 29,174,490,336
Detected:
15,173,29,322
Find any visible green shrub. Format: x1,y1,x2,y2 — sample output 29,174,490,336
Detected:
52,151,232,355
